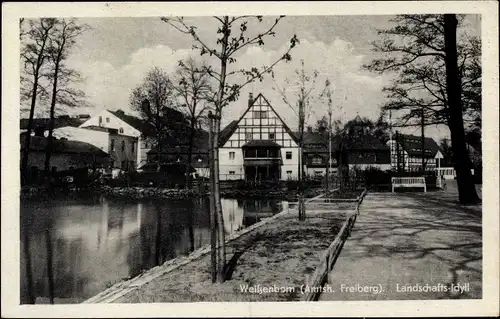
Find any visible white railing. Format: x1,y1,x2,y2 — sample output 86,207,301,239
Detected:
219,174,245,181
391,177,427,192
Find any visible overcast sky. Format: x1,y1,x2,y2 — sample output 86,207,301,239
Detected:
32,15,480,141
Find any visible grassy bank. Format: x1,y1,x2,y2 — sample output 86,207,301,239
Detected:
114,202,355,303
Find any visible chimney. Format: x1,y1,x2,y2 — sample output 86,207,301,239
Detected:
248,92,254,108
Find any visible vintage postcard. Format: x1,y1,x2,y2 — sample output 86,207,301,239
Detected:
2,1,499,317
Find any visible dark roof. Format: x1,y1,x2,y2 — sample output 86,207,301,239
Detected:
242,140,281,148
109,109,189,137
20,136,109,156
219,120,239,146
108,110,157,137
300,131,389,152
396,134,440,157
147,129,210,154
20,117,85,130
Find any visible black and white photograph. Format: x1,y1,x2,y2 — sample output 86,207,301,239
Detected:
2,1,499,317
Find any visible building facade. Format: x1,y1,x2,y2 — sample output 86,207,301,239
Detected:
20,135,110,182
387,133,443,171
218,93,300,181
79,109,143,168
52,126,138,173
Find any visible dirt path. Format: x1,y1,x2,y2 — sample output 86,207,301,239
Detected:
115,203,355,303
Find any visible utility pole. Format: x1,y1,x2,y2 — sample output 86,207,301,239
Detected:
298,99,305,221
396,131,401,173
326,111,332,193
421,108,425,174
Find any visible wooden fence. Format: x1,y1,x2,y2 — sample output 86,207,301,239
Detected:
303,188,368,301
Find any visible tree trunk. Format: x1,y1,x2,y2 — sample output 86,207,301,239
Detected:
21,28,50,186
213,115,225,282
443,14,480,205
186,120,196,189
208,116,217,283
44,60,60,183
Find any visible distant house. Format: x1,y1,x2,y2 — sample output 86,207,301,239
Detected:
146,129,210,178
79,108,188,169
52,126,138,173
218,93,300,181
20,135,110,182
387,133,443,171
301,130,391,178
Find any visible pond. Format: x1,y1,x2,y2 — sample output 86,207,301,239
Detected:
20,195,289,304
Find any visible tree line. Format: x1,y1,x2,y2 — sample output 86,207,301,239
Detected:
20,18,90,186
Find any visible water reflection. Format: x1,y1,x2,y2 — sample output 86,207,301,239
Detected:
20,195,286,303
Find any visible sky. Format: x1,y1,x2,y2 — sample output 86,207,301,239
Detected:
28,15,480,142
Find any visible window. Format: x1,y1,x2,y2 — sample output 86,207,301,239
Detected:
110,139,115,151
229,152,235,160
121,140,125,151
253,111,268,119
286,170,292,176
131,142,135,153
99,116,103,124
269,133,275,140
312,156,323,165
121,160,127,170
229,171,235,175
286,151,292,160
119,127,124,134
106,117,110,123
246,132,252,141
144,142,149,149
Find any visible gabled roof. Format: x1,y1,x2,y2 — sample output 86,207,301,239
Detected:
395,134,440,157
109,109,189,137
218,93,299,146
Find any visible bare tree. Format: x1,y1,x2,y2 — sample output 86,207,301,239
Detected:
130,67,176,170
443,14,480,205
366,14,480,204
173,57,213,189
364,15,481,130
273,60,328,217
162,15,298,282
20,18,56,185
43,19,89,180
